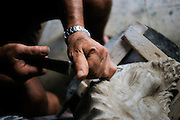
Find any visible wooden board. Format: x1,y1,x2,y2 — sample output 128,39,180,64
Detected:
122,26,168,61
105,21,148,65
106,37,131,65
131,21,148,34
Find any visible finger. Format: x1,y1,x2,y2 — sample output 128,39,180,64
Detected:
16,44,50,57
72,49,89,80
102,57,117,80
87,47,117,80
23,65,46,76
14,60,46,77
87,50,105,79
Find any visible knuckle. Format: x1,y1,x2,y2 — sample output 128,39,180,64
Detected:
99,46,109,55
111,67,117,74
102,69,109,78
104,48,109,56
14,44,23,53
28,46,36,54
75,48,83,54
89,46,98,54
112,65,117,71
32,46,40,54
68,48,84,62
99,45,104,52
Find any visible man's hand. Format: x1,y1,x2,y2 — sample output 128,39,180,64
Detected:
66,32,117,80
0,43,50,82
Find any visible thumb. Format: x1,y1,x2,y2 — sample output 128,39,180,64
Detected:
73,52,89,80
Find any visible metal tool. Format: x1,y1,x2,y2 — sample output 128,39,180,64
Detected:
41,58,73,75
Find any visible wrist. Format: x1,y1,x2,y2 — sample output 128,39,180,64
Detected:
64,25,91,40
65,31,90,45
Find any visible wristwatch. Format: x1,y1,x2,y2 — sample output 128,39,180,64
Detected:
64,25,91,39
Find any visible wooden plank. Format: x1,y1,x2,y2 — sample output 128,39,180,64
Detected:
122,26,168,61
105,21,148,65
107,37,131,65
131,21,148,34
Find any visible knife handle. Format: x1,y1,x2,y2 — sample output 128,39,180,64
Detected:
41,58,73,75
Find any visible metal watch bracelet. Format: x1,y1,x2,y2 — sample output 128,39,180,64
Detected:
64,25,91,39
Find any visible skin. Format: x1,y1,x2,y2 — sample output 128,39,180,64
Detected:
60,0,116,80
66,32,116,80
0,0,116,117
0,44,49,82
0,44,60,116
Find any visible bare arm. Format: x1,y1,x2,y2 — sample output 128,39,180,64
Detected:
60,0,84,29
58,0,117,80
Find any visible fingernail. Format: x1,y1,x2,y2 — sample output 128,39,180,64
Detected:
77,70,84,80
40,46,50,55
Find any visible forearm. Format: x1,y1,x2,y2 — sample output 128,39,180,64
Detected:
59,0,84,29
